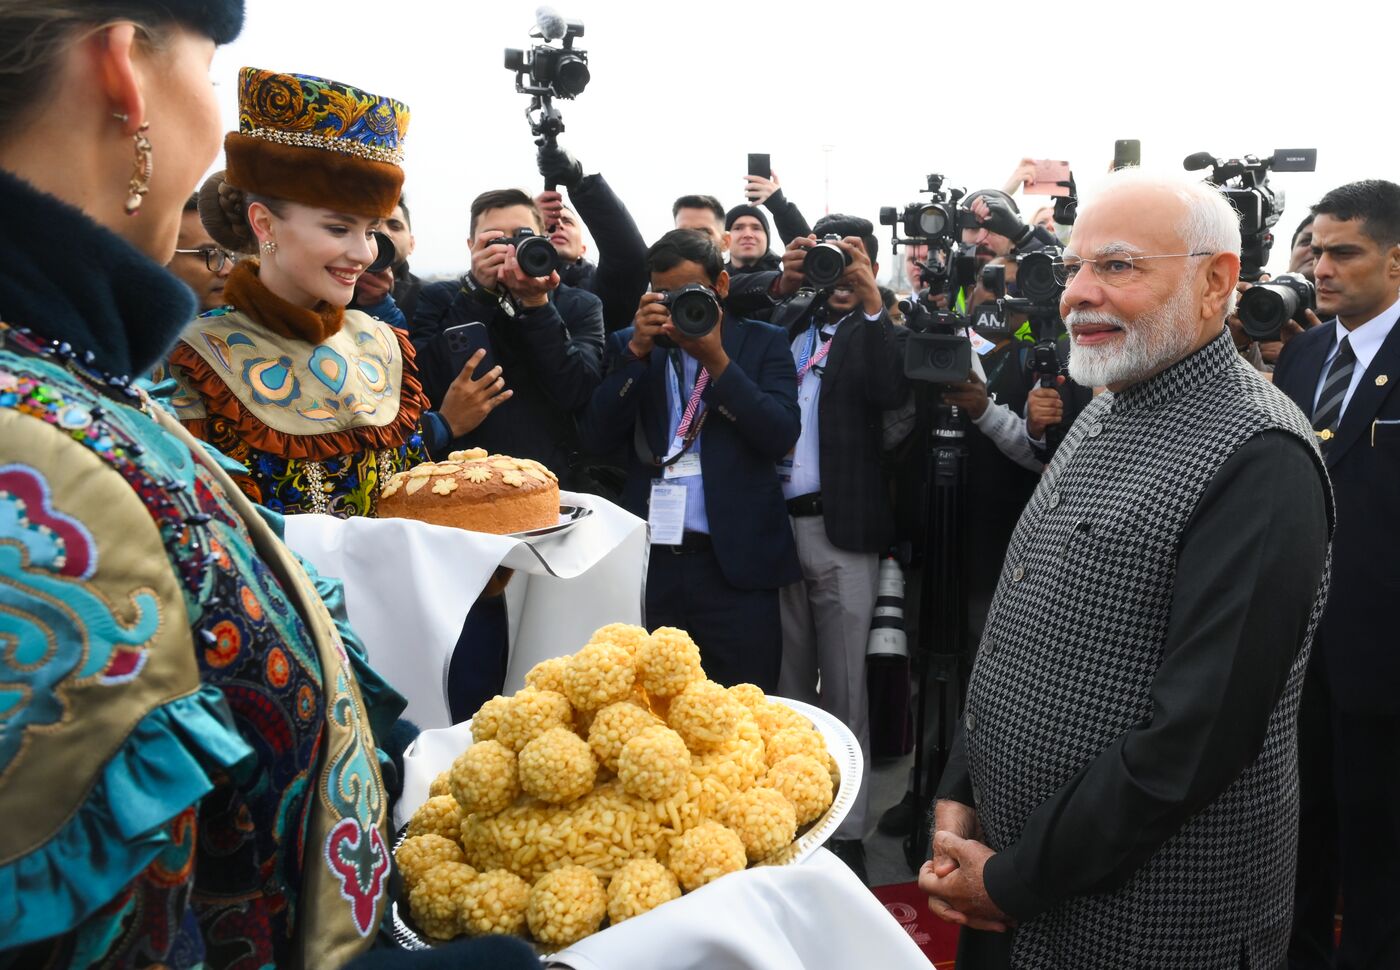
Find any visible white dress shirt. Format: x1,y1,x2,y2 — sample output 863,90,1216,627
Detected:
1313,296,1400,420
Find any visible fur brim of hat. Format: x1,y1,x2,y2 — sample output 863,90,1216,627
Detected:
224,132,403,219
144,0,244,44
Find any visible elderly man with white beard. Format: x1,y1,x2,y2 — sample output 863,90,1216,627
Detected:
919,171,1334,969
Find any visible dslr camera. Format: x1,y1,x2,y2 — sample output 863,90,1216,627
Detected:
804,235,852,287
1237,272,1316,341
654,283,722,349
1184,148,1317,281
488,228,559,278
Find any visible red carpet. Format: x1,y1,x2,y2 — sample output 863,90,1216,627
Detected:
871,881,960,967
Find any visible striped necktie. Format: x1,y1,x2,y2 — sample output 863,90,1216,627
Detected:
1312,336,1356,446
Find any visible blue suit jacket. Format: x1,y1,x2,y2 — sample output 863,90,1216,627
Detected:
1273,318,1400,712
578,315,802,590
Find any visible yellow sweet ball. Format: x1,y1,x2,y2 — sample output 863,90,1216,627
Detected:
618,725,692,801
408,860,478,940
636,627,704,699
428,770,453,798
395,834,466,894
752,700,813,743
588,701,663,772
764,725,828,768
557,782,662,878
719,787,798,862
496,688,573,752
460,868,531,937
527,865,608,948
459,812,507,872
471,695,511,743
586,622,651,658
765,754,834,827
518,727,598,805
450,740,520,816
691,714,766,793
667,820,747,891
480,800,567,883
524,656,570,695
667,680,744,751
563,641,636,712
407,795,464,841
607,858,681,924
727,683,767,711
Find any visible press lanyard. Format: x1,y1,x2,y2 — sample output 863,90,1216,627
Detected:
658,352,708,466
795,324,834,387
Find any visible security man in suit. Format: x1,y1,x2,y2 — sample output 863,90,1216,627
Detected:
761,214,910,881
1273,179,1400,970
578,229,801,691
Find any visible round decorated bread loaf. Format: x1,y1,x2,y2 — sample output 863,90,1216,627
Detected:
379,449,560,535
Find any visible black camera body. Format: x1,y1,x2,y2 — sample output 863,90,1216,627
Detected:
654,283,722,349
804,235,853,287
904,332,973,384
1237,272,1316,341
879,174,976,252
504,16,589,100
489,228,559,278
1185,148,1317,281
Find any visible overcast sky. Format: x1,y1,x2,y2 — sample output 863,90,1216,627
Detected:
213,0,1388,283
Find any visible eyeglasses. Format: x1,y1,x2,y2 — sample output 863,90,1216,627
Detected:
174,247,238,272
1051,251,1214,287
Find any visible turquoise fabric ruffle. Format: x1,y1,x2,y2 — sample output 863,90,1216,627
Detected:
0,684,254,950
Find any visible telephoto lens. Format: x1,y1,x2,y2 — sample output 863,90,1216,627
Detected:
656,283,722,347
804,235,852,288
1237,272,1316,341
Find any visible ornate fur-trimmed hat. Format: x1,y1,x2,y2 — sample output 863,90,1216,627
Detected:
223,67,409,219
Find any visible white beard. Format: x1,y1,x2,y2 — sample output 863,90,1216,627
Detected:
1067,280,1200,388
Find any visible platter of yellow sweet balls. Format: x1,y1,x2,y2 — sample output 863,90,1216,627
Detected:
390,623,860,953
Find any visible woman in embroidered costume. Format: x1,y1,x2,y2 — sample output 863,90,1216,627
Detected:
0,5,531,969
162,68,488,516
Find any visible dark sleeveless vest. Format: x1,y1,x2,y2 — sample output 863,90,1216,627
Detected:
965,330,1333,968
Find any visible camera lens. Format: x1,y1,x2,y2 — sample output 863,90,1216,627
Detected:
553,55,591,98
804,242,851,288
665,286,721,340
1017,251,1063,305
514,234,559,277
918,205,949,237
1237,272,1314,342
931,348,955,370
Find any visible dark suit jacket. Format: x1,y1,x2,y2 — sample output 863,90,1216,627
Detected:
786,308,910,552
410,280,604,487
1274,316,1400,712
578,315,802,591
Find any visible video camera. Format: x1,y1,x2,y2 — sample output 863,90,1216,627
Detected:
880,175,985,383
505,9,590,189
1183,148,1317,281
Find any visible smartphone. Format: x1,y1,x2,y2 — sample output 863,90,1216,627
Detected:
442,322,496,380
1024,159,1072,196
747,153,771,179
1113,139,1141,170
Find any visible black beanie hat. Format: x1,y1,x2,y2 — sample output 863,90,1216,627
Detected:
725,204,771,241
125,1,245,44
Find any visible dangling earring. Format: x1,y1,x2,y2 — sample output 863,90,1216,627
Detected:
123,123,152,216
261,239,279,256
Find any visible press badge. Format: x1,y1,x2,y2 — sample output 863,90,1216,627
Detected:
663,452,702,480
776,456,794,484
648,482,686,545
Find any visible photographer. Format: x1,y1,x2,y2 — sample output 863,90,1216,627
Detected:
577,229,800,691
961,188,1061,267
351,197,420,327
412,189,604,488
534,144,649,333
765,215,910,882
672,194,730,254
725,204,781,274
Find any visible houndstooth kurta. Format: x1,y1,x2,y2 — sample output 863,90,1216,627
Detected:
964,330,1333,968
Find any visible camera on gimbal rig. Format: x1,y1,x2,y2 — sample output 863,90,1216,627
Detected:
504,9,590,189
880,175,985,384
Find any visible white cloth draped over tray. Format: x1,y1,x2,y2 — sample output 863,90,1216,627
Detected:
548,848,929,970
283,491,647,729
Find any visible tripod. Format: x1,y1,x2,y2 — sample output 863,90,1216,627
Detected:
902,389,971,871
